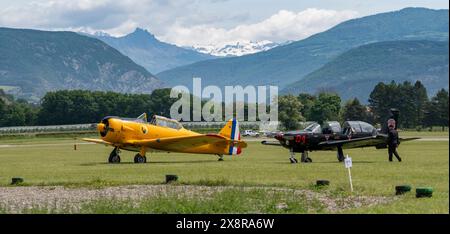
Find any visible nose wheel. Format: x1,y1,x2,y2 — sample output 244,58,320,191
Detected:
108,147,121,163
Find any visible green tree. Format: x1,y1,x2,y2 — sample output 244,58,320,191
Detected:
370,80,433,128
0,97,7,126
278,95,305,130
369,81,398,125
297,93,316,120
397,81,417,128
342,98,368,121
423,89,449,130
0,90,38,127
412,81,429,127
309,92,341,124
149,88,178,117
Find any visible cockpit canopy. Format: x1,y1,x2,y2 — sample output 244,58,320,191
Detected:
303,121,341,134
303,121,375,135
303,122,322,133
149,114,183,130
342,121,375,134
115,113,183,130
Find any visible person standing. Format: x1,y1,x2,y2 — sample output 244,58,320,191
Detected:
387,124,402,162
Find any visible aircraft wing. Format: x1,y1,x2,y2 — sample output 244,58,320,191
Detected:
126,134,247,151
400,137,421,142
318,135,386,149
81,138,114,146
261,140,282,146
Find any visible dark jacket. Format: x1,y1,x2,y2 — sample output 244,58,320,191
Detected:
388,128,399,146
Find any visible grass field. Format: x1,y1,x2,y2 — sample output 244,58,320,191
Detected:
0,133,448,214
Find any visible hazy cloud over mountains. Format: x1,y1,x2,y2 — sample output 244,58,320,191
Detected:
0,0,357,46
1,0,447,47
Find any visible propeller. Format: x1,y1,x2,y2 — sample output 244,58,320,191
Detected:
98,118,111,137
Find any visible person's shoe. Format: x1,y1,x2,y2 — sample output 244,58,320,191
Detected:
398,158,402,162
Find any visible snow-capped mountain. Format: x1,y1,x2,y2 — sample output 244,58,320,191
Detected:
188,40,289,57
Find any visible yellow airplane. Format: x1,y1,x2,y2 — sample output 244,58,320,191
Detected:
82,113,247,163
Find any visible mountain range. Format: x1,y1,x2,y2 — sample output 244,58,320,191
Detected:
156,8,449,97
0,7,448,103
91,28,215,73
187,40,286,57
283,40,449,101
0,27,162,102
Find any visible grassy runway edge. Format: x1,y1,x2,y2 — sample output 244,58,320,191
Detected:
0,133,448,214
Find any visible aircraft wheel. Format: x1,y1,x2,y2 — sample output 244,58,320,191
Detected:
289,158,298,164
109,154,121,163
134,154,147,163
108,148,121,163
305,157,312,163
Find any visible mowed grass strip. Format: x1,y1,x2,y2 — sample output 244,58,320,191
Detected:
0,187,324,214
0,134,448,213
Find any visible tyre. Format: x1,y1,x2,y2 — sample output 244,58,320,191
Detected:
134,154,146,163
109,155,120,163
416,187,433,198
395,185,411,195
305,157,312,163
109,148,120,163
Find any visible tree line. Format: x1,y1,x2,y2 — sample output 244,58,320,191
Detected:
0,80,448,130
0,89,177,127
277,80,448,130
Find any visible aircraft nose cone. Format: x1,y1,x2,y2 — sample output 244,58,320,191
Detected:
275,133,284,140
97,123,106,132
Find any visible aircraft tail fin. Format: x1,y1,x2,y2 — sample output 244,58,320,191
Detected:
219,118,242,155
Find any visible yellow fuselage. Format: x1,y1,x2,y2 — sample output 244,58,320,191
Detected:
97,118,229,154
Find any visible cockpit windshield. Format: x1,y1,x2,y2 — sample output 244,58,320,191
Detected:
342,121,375,134
136,113,147,123
149,115,183,130
303,123,322,133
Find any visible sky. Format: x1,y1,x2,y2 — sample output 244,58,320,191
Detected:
0,0,448,46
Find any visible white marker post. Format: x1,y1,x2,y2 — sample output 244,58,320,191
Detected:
344,155,353,193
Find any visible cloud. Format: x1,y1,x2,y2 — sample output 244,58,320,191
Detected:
0,1,358,46
163,8,359,46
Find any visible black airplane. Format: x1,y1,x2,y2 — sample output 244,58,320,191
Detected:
261,109,419,163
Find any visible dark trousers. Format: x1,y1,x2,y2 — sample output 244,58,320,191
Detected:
388,145,401,162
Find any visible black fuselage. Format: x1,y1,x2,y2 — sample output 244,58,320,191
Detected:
276,130,376,153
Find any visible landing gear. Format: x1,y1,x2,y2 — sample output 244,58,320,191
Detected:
289,148,298,163
134,153,147,163
217,155,224,161
301,152,312,163
337,146,345,162
108,147,121,163
134,147,147,163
